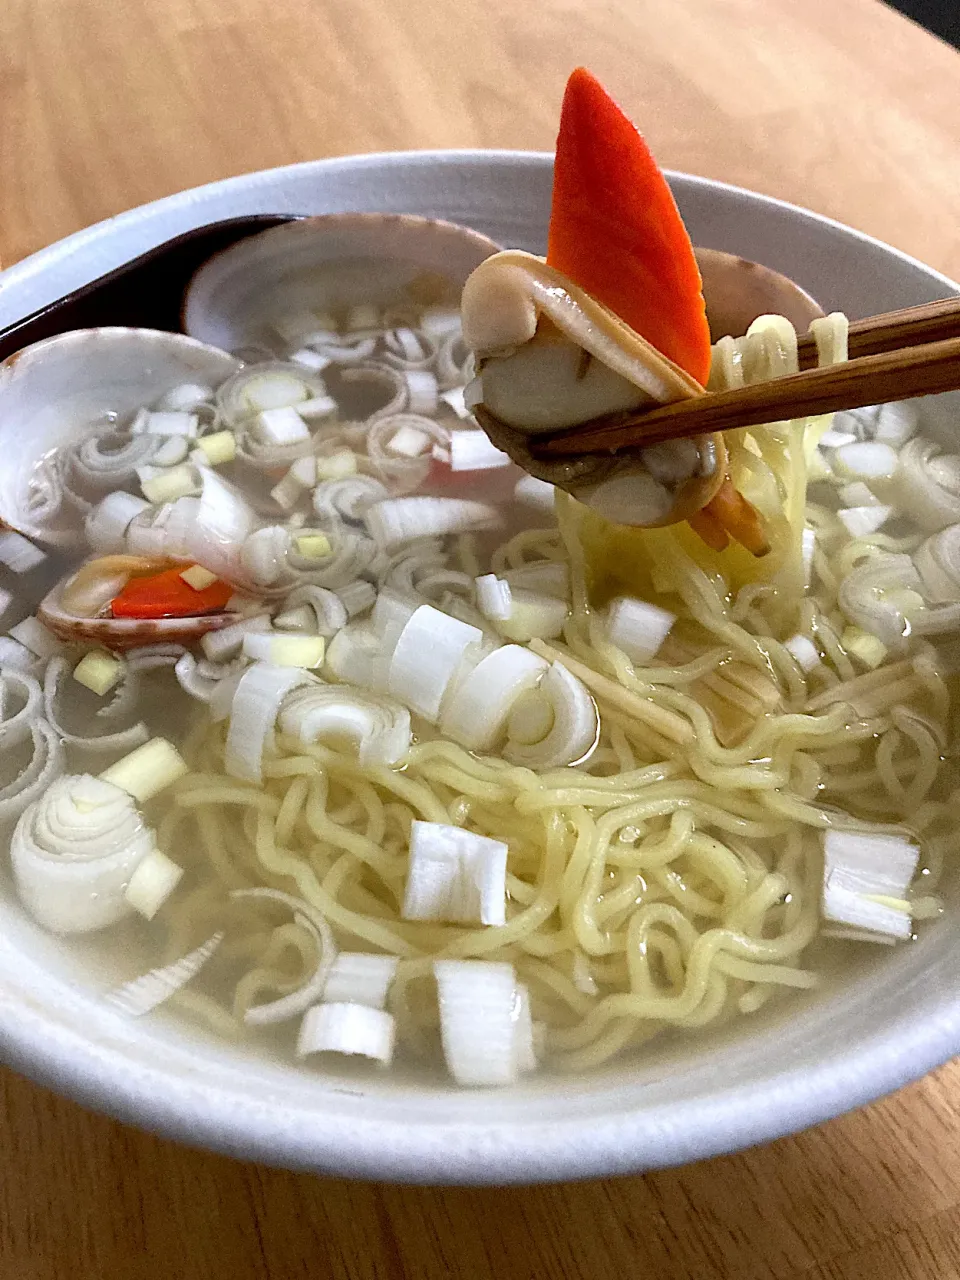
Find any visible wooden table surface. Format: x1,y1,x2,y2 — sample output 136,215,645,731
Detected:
2,0,960,1276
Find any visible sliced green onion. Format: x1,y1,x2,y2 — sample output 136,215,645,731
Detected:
241,633,326,669
11,775,155,934
73,650,124,697
434,960,535,1086
403,820,507,926
107,932,223,1016
321,953,399,1009
822,829,919,941
604,596,675,662
297,1002,395,1064
100,738,189,804
123,848,184,919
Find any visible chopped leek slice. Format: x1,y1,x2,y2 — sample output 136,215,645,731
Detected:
822,829,919,940
242,633,326,669
403,820,507,926
784,634,821,672
179,564,218,591
9,616,62,661
123,848,184,919
297,1002,395,1064
100,738,189,804
315,448,358,480
107,933,223,1016
841,626,887,669
0,530,46,573
256,406,310,446
294,533,332,560
837,505,891,538
387,604,482,723
475,573,513,621
193,430,237,466
604,596,675,663
321,953,399,1009
139,463,202,505
73,650,124,697
434,960,536,1086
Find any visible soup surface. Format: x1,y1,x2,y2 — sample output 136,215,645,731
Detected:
1,300,957,1088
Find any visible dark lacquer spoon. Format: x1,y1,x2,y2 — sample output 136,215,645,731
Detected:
0,215,300,362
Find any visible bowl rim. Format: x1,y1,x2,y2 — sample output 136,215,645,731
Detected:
1,148,959,1186
3,148,959,311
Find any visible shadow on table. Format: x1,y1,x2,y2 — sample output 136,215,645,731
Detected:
884,0,960,46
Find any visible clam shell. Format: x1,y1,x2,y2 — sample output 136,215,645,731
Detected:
694,248,824,341
182,213,501,353
0,329,240,546
37,577,239,652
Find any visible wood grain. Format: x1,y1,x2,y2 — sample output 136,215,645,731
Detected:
2,0,960,1277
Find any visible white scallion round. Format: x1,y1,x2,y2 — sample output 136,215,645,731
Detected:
123,848,184,919
320,953,399,1009
11,775,156,934
278,681,411,766
365,497,501,551
224,664,317,782
503,661,598,768
434,960,535,1086
387,605,483,723
439,644,548,752
403,821,508,926
296,1002,395,1064
84,492,152,555
604,596,676,663
895,437,960,533
475,573,513,621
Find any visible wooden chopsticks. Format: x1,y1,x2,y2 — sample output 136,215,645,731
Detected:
796,296,960,369
533,296,960,459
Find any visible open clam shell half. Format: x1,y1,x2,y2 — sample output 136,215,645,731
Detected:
0,328,240,546
694,248,824,342
182,212,502,354
37,555,242,652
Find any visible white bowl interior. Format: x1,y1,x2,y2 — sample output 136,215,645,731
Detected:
0,153,958,1184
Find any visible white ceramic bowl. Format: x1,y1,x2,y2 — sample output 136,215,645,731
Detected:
0,152,958,1185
